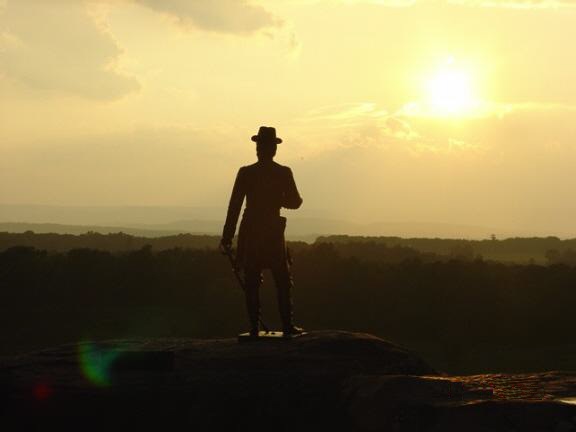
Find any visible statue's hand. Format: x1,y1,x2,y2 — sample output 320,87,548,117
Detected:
219,238,232,255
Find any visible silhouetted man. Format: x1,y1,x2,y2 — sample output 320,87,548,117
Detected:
220,126,304,337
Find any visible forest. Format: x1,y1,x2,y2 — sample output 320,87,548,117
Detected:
2,231,576,374
3,230,576,264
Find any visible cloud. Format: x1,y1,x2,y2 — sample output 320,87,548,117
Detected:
341,0,576,7
355,0,416,5
447,0,576,7
295,98,576,160
132,0,281,34
0,0,139,100
289,101,576,231
298,102,480,153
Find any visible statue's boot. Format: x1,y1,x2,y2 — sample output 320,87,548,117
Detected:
245,269,262,337
283,325,305,336
275,272,303,335
246,294,260,336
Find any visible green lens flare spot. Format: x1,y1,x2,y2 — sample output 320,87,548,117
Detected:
78,342,122,387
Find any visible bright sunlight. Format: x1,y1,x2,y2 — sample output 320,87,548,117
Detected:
425,57,479,117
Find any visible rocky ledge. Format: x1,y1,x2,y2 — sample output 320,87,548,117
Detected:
1,330,575,431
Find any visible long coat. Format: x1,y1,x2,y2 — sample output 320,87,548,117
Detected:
222,161,303,269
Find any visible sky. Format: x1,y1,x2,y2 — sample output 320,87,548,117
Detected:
1,0,576,235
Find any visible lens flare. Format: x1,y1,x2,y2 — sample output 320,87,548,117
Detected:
33,383,53,400
78,342,121,387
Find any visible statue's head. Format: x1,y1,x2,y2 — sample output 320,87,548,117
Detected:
251,126,282,161
256,142,277,160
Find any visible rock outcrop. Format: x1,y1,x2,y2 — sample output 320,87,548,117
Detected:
1,330,575,431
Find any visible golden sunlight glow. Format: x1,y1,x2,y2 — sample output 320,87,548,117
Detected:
424,57,478,117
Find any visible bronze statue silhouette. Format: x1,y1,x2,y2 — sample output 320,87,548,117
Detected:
220,126,304,338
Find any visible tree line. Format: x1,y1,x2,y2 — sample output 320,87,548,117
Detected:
2,242,576,373
4,231,576,264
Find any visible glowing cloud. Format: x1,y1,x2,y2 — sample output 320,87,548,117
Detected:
132,0,281,34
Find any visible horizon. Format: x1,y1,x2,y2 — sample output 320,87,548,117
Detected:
2,202,576,240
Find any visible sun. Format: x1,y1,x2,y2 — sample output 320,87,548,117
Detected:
424,57,479,117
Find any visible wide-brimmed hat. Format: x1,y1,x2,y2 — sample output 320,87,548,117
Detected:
251,126,282,144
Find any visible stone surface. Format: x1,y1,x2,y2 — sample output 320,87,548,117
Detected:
342,374,576,431
1,330,576,431
0,330,434,431
342,374,468,431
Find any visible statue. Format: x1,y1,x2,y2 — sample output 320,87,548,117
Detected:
220,126,304,338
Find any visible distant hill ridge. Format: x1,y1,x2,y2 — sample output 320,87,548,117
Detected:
0,221,194,238
317,234,576,263
2,203,558,239
3,227,576,263
0,226,220,252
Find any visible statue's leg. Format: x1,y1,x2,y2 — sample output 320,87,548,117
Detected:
244,265,263,335
271,261,295,332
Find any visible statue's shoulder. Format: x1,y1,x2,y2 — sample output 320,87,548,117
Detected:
239,163,258,174
272,161,292,174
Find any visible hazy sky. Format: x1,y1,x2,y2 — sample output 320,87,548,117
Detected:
1,0,576,234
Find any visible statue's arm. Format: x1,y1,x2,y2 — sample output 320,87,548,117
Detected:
222,168,246,245
282,168,303,210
